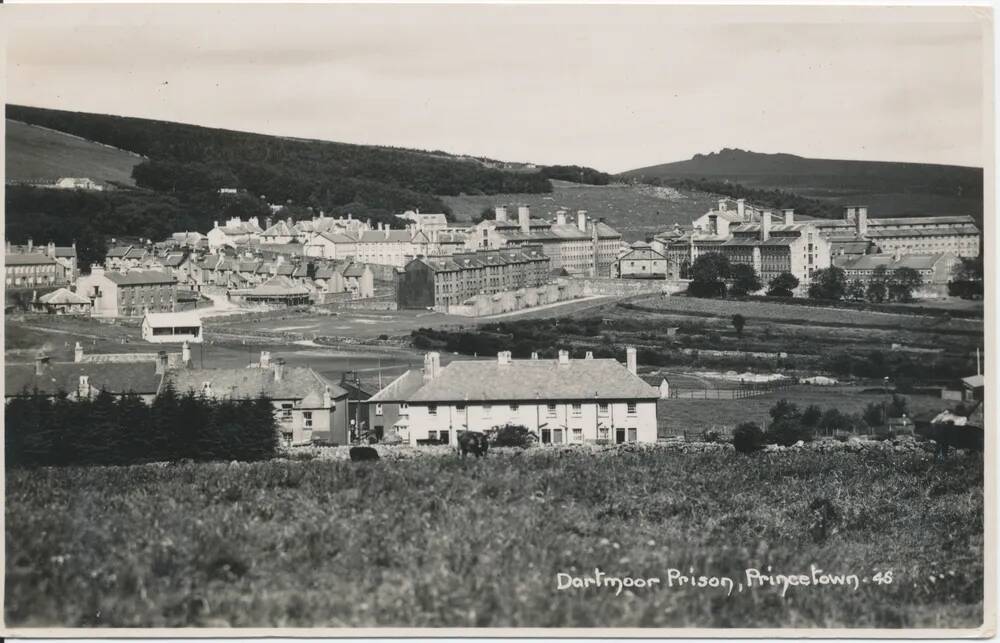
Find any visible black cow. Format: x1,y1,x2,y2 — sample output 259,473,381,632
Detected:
458,431,489,458
349,446,380,462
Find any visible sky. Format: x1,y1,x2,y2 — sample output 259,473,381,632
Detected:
4,4,992,173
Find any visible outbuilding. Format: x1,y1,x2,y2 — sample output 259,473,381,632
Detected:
141,310,204,344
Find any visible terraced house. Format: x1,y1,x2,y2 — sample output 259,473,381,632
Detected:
75,267,178,318
396,244,550,309
368,349,665,446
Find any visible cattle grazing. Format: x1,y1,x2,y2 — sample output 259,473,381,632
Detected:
349,446,380,462
458,431,489,458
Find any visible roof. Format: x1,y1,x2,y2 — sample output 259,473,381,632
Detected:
367,369,428,402
865,226,980,239
263,220,295,237
124,248,148,260
962,375,985,388
311,231,356,244
143,311,202,327
161,254,188,267
868,215,977,227
5,253,59,266
38,288,91,305
404,357,660,403
236,275,311,297
358,230,414,243
103,270,178,286
167,365,348,402
342,262,367,278
105,246,132,258
841,253,948,272
5,361,164,396
619,247,666,261
53,247,77,258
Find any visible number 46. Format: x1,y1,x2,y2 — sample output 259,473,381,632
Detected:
872,571,894,585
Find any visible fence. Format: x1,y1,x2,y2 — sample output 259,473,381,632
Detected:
669,378,794,400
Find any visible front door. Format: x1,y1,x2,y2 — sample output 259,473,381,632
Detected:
615,428,626,444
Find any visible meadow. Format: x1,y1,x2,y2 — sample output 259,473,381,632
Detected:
6,119,142,186
6,449,983,629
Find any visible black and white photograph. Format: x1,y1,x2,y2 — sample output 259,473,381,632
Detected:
1,1,993,634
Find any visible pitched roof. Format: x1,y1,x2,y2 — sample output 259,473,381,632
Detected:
38,288,91,305
161,253,188,267
167,365,347,402
124,248,148,259
4,253,59,266
142,310,202,327
869,215,977,227
263,220,295,237
102,270,177,286
342,262,367,278
53,247,77,258
841,253,948,272
236,275,311,297
311,231,357,244
367,369,427,402
358,230,414,243
5,361,164,396
405,357,660,403
105,246,132,258
865,226,980,239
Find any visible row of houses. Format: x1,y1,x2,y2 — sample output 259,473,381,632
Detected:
4,240,79,289
6,345,665,447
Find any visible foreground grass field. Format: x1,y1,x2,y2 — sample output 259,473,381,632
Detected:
6,450,982,628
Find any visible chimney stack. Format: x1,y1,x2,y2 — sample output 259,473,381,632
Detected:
626,346,637,375
718,199,727,212
78,375,90,399
260,351,271,368
577,210,588,233
531,351,539,360
323,385,333,409
495,206,508,222
182,341,191,365
556,210,567,226
74,341,84,363
558,350,570,365
47,242,56,258
856,207,868,237
27,238,33,253
423,352,439,382
761,211,772,242
737,199,746,219
783,209,795,225
518,205,530,234
585,351,594,360
201,381,213,397
156,351,169,375
273,358,285,382
34,354,50,376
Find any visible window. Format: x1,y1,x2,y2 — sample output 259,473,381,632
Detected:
553,429,564,444
375,403,383,416
627,402,637,416
571,403,582,416
428,404,437,416
572,428,583,443
628,428,638,443
510,403,519,412
598,403,609,415
456,403,466,412
546,403,557,418
541,428,551,444
280,403,293,421
483,404,492,416
303,411,313,428
428,430,438,441
439,430,450,445
598,427,609,441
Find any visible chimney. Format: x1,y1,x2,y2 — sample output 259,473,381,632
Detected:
518,205,530,234
736,199,746,219
181,341,191,365
843,206,856,223
34,354,50,376
498,351,511,365
423,352,441,382
47,242,56,258
74,342,84,363
718,199,727,212
531,351,539,360
494,206,508,222
213,221,219,229
556,210,567,226
558,350,570,365
783,209,795,225
761,211,772,242
856,207,868,237
260,351,271,368
323,385,333,408
577,210,587,232
273,358,285,382
585,351,594,360
626,346,637,375
27,238,33,252
156,351,168,375
78,375,90,399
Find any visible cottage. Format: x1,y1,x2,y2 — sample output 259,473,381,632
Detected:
33,287,92,315
5,353,170,404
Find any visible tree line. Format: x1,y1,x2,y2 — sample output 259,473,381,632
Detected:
5,386,279,468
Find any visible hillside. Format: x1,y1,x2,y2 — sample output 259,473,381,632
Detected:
5,119,144,187
443,180,718,241
621,148,983,219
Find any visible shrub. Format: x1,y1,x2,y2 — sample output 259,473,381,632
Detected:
703,429,723,443
764,419,814,446
381,432,403,445
732,422,764,454
487,424,536,448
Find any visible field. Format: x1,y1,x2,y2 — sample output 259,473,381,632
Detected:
441,180,719,240
5,119,143,186
5,449,983,629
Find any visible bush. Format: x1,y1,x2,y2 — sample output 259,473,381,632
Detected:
487,424,536,448
732,422,764,454
703,429,723,443
764,420,813,446
381,432,403,445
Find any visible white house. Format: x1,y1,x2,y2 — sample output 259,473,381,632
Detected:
141,310,204,344
304,231,358,260
370,347,662,446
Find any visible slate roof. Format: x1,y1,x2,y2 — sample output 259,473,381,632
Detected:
105,246,132,258
143,311,202,327
869,215,977,227
4,254,59,266
840,253,948,272
161,254,188,267
263,221,295,237
167,365,347,403
367,369,428,402
358,230,414,243
54,247,77,258
5,361,164,397
405,357,660,403
124,248,148,260
103,270,177,286
342,262,367,278
235,275,310,296
865,226,980,238
38,288,91,305
962,375,985,388
311,231,357,244
619,247,666,261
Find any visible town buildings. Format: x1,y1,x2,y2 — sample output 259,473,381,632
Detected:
4,253,68,289
166,351,350,446
718,215,833,286
206,217,265,250
615,242,669,279
33,287,92,315
835,252,959,295
396,245,551,310
366,348,663,446
76,267,178,318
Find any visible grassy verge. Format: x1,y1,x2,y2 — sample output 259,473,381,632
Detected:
6,450,982,628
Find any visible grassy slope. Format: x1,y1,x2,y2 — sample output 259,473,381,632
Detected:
5,119,143,186
6,451,982,628
441,180,719,241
